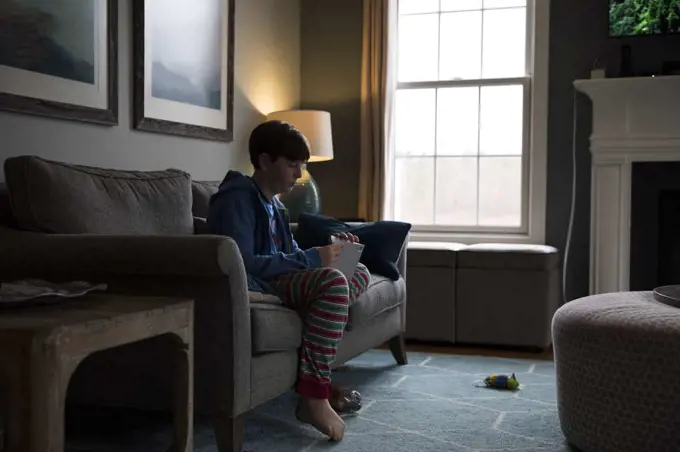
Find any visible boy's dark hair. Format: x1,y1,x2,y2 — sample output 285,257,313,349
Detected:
249,120,310,169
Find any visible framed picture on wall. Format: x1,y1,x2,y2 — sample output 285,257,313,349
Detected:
0,0,118,125
133,0,235,142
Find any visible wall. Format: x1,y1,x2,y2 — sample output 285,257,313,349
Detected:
0,0,301,182
547,0,680,301
300,0,364,219
298,0,680,301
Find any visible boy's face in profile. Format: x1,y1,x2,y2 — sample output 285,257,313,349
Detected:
260,155,304,195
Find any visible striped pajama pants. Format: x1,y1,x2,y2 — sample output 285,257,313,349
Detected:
271,263,371,399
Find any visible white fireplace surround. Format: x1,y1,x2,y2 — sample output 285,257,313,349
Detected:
575,75,680,295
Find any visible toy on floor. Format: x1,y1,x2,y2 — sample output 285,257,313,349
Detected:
330,385,362,414
475,373,521,390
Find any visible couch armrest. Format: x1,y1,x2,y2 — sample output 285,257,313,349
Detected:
0,226,252,417
396,233,409,280
0,226,242,278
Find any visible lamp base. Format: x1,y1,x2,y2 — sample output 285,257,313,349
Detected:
278,166,321,222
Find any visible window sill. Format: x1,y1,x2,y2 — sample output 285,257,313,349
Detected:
409,230,546,246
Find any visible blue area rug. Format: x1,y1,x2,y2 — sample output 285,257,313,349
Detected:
66,350,577,451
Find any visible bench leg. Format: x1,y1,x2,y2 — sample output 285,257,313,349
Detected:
388,334,408,365
213,413,245,452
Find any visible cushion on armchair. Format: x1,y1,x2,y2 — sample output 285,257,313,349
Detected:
3,155,194,235
191,180,221,218
294,213,411,280
0,184,15,228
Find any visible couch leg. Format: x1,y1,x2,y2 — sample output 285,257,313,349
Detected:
388,334,408,365
213,413,244,452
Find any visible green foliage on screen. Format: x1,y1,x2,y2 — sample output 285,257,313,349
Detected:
609,0,680,36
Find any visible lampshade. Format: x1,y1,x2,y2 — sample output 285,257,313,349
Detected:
266,110,334,162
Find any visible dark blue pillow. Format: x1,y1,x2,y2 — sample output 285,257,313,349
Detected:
294,213,411,280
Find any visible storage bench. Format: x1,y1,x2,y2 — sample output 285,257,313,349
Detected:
455,244,560,349
404,242,466,343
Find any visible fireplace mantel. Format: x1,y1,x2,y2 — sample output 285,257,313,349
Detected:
574,76,680,295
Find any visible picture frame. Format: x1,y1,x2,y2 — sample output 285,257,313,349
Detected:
133,0,235,142
0,0,118,126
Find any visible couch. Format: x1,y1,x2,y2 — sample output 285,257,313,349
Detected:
0,155,409,451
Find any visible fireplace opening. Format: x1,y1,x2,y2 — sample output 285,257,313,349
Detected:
630,162,680,291
658,191,680,288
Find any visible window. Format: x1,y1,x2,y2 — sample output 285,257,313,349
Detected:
388,0,547,241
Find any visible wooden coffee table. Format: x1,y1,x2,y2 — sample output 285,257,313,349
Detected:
0,295,194,452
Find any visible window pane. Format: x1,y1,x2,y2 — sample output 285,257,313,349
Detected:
435,157,478,226
395,89,436,156
441,0,482,11
398,14,439,82
479,85,524,156
439,11,482,80
484,0,526,8
394,157,435,224
399,0,439,14
437,87,479,156
478,156,522,226
482,7,526,78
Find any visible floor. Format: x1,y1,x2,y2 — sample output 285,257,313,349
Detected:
388,341,554,361
62,342,564,452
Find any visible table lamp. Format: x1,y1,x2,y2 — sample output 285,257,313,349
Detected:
266,110,334,221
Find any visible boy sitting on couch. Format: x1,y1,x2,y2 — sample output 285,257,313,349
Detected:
207,120,370,441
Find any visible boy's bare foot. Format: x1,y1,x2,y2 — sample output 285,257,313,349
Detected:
296,397,346,441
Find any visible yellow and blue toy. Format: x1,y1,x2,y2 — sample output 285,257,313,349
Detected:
483,373,520,390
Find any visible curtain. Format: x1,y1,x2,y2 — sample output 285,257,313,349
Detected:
357,0,398,221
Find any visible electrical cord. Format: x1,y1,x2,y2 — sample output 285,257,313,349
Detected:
562,88,578,304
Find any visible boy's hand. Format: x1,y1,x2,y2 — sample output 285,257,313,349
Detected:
318,243,344,266
332,232,360,243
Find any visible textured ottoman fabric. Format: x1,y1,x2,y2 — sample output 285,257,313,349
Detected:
552,292,680,452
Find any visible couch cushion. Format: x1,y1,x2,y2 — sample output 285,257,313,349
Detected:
348,275,406,329
251,303,302,354
0,184,15,228
249,276,406,352
193,217,209,235
249,291,284,305
192,180,220,218
3,156,194,235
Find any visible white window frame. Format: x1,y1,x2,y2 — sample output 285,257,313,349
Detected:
387,0,549,245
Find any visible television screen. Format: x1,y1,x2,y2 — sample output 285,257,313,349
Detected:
609,0,680,36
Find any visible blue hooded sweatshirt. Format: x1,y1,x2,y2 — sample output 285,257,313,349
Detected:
206,170,322,293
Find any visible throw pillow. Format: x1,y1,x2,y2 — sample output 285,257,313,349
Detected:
294,213,411,280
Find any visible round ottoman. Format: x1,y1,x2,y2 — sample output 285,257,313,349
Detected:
552,292,680,452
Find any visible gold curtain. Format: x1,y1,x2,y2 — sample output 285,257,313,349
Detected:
358,0,397,221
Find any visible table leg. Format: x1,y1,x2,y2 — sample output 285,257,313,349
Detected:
28,345,72,452
3,362,29,452
2,347,69,452
169,333,193,452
